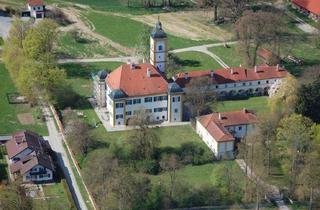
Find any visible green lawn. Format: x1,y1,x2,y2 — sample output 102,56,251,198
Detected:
209,45,245,68
57,32,123,58
213,96,270,114
84,12,215,50
173,51,222,73
0,64,47,135
150,161,245,188
61,62,123,97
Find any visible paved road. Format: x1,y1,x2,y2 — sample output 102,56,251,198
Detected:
0,15,12,39
42,105,88,210
236,159,291,210
58,41,237,69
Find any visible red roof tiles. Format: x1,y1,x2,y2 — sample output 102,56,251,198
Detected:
292,0,320,15
106,63,169,97
175,65,288,88
198,110,257,142
27,0,44,6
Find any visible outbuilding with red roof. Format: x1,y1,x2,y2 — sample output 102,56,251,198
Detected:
196,109,257,159
27,0,45,19
292,0,320,22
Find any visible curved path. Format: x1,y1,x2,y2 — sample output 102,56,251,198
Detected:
58,41,237,69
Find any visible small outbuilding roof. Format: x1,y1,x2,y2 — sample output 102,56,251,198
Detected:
27,0,45,6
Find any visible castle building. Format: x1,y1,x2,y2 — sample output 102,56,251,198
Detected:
92,20,289,128
150,20,168,73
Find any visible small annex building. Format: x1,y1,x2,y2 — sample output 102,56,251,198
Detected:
292,0,320,22
196,109,257,159
27,0,45,19
5,130,55,182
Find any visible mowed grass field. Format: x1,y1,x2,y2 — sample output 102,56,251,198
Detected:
209,44,245,68
173,51,221,74
83,12,214,50
0,64,47,135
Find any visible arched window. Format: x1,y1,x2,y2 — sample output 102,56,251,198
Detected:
158,45,163,51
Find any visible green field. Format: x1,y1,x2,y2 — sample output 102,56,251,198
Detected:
84,12,214,50
209,45,245,68
57,32,123,58
61,62,123,97
0,64,48,135
173,51,221,73
213,96,269,114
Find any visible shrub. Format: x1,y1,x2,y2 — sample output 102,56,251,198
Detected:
134,159,159,174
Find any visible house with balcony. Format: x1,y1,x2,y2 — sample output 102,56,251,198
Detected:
5,130,55,182
27,0,45,19
196,109,257,159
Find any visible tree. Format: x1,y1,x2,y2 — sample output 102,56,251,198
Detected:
128,110,160,160
65,116,93,157
276,114,314,197
23,19,58,64
160,154,180,198
295,77,320,123
0,181,33,210
134,25,150,62
196,0,220,21
185,77,217,118
235,10,285,66
269,75,299,115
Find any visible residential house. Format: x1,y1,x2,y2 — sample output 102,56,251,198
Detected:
292,0,320,22
5,130,55,182
196,109,257,159
27,0,45,19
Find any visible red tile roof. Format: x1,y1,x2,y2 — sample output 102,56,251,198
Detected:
175,65,288,88
5,130,51,159
10,151,54,175
27,0,44,6
198,109,257,142
106,63,169,97
258,48,276,60
292,0,320,15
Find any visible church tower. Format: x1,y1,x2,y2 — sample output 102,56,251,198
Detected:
150,19,168,73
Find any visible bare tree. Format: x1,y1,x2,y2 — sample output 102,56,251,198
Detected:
235,10,285,67
160,154,180,198
185,77,217,118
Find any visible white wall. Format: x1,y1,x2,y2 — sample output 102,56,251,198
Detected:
27,4,44,18
23,165,53,182
150,38,166,72
196,121,219,156
169,95,182,122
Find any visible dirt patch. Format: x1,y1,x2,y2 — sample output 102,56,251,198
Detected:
132,10,233,41
17,113,34,125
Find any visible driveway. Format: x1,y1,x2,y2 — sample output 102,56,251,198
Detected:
0,12,12,39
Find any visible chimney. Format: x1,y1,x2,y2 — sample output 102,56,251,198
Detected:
210,71,214,78
172,76,177,81
240,64,242,67
230,68,234,74
184,72,189,80
243,108,247,113
147,68,151,78
245,69,247,77
130,63,136,70
254,66,258,73
276,64,280,71
218,112,222,120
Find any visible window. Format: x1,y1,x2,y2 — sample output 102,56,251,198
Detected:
243,83,246,86
133,99,141,104
116,114,124,119
173,96,180,102
225,84,228,88
234,84,236,87
216,85,219,89
174,108,178,113
154,96,167,102
154,107,167,112
266,80,269,84
249,82,252,86
126,100,132,105
144,97,152,103
162,115,165,119
238,126,242,131
126,111,132,116
258,81,261,85
158,45,163,51
115,103,124,108
38,7,41,9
